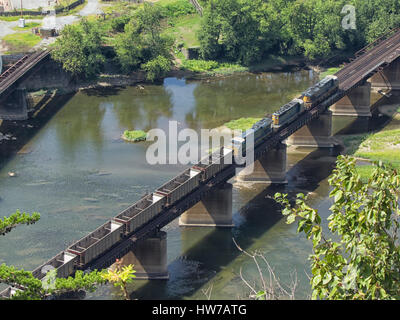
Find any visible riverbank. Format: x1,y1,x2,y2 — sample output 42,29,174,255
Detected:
65,52,346,93
336,103,400,180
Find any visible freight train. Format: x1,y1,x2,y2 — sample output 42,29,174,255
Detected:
0,76,340,298
301,75,339,109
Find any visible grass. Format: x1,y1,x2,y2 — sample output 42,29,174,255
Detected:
354,128,400,163
122,130,147,142
101,1,139,15
12,22,41,31
320,67,342,79
0,15,44,21
339,108,400,181
179,57,247,75
2,33,42,52
224,118,262,131
164,14,201,48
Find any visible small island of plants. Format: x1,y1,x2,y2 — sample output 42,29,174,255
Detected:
122,130,147,142
224,117,262,131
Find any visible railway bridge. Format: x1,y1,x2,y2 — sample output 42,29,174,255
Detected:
0,50,51,120
2,28,400,298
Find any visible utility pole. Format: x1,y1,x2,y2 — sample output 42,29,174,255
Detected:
18,0,25,28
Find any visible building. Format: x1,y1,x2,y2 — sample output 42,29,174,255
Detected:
0,0,12,12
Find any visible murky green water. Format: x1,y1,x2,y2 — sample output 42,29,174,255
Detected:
0,71,391,300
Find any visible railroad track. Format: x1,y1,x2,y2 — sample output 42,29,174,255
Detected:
0,50,51,97
2,29,400,298
336,29,400,91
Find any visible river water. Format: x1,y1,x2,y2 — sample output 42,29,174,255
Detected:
0,71,390,299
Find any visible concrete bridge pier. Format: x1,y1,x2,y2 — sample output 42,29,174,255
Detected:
286,111,335,148
113,230,169,280
368,57,400,91
0,88,29,120
330,82,372,117
236,142,287,184
179,182,234,227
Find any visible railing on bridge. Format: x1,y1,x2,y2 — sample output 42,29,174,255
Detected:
0,50,51,97
3,27,400,299
0,55,30,84
355,27,400,58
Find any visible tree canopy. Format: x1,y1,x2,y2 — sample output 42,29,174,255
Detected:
114,2,173,76
52,18,105,79
198,0,400,63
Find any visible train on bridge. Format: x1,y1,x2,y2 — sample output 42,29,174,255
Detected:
1,75,340,297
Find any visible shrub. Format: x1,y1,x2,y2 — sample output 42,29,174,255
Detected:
142,55,171,81
122,130,147,142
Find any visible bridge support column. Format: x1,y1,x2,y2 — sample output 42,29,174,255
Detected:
286,111,335,148
330,82,372,117
236,142,287,184
0,88,28,120
368,57,400,91
114,230,169,280
179,182,233,227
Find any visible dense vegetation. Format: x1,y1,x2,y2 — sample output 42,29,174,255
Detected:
122,130,147,142
197,0,400,64
52,18,105,79
51,0,400,78
276,156,400,299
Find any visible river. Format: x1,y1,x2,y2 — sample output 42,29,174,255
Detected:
0,71,390,299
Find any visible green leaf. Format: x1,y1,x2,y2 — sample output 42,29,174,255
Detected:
312,274,322,287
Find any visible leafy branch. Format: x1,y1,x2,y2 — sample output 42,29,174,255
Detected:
275,156,400,300
0,210,40,235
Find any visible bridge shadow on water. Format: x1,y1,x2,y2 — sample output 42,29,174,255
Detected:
124,93,400,300
0,90,76,169
126,148,339,300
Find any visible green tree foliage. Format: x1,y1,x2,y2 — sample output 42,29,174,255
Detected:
114,3,173,73
275,156,400,299
0,264,105,300
0,210,40,235
52,18,105,79
198,0,400,62
101,260,136,300
0,212,106,300
142,55,171,81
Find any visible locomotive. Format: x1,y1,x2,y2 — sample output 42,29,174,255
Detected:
0,75,341,298
301,75,339,109
272,98,305,129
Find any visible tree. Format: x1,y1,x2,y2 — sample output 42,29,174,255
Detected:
197,2,223,61
114,2,173,73
52,18,105,79
101,259,136,300
275,156,400,299
198,0,265,65
0,211,106,300
142,55,171,81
